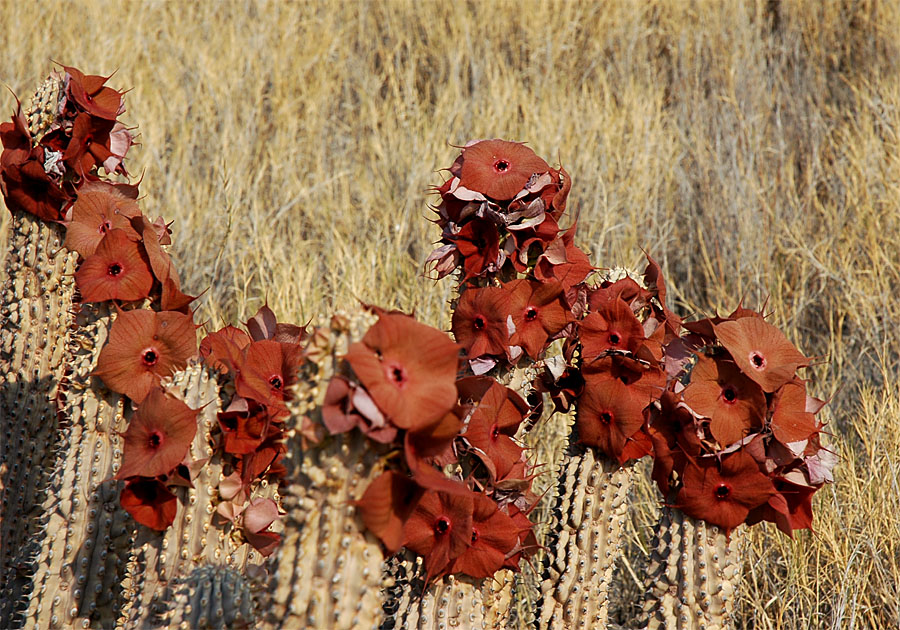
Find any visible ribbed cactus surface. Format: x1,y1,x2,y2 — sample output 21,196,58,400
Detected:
0,211,79,627
536,445,632,630
268,429,384,630
382,552,512,630
118,362,269,630
642,508,744,630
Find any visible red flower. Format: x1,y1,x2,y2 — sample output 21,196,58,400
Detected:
235,340,304,411
581,296,646,362
682,355,766,446
402,486,475,584
714,317,809,392
63,65,125,120
117,388,199,478
447,495,520,578
676,450,777,534
120,477,177,531
94,309,198,402
462,381,527,481
534,224,593,290
769,380,819,445
457,139,550,200
506,279,572,359
746,475,818,537
576,371,650,462
454,218,500,281
321,375,398,443
451,286,510,359
63,181,141,256
355,470,425,553
75,229,154,303
345,313,460,430
199,325,252,373
218,398,271,455
62,112,116,177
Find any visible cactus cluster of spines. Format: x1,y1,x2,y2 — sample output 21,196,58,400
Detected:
1,68,836,630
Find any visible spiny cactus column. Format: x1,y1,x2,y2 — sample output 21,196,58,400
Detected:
266,313,385,630
642,509,745,630
0,211,79,627
118,362,270,630
382,552,513,630
535,443,632,630
23,303,130,629
268,429,384,630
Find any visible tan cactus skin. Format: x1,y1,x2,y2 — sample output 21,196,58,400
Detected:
381,552,512,630
23,303,130,629
535,444,632,630
118,362,269,630
267,428,385,630
642,508,745,630
0,211,79,627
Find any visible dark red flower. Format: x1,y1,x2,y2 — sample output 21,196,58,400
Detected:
457,139,550,200
676,450,777,534
647,391,702,496
402,486,475,584
345,313,460,430
455,218,500,281
451,286,510,359
63,65,124,120
94,309,198,402
534,224,593,290
235,340,304,410
769,380,820,445
714,318,809,392
462,381,528,480
405,408,463,470
75,229,154,303
506,279,572,359
577,371,650,462
447,495,520,578
682,355,766,446
199,325,252,374
120,477,177,531
355,470,425,553
581,296,646,362
63,181,142,256
745,475,818,537
62,112,116,177
218,398,271,455
117,388,199,478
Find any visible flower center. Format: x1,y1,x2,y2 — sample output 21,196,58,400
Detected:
386,362,408,388
490,423,500,440
608,332,621,346
107,263,123,277
269,375,283,391
524,306,538,322
750,351,766,370
434,516,451,536
473,315,486,330
599,411,613,425
148,431,163,449
471,527,480,544
721,386,737,404
493,159,510,173
141,348,159,367
99,219,112,234
715,484,732,500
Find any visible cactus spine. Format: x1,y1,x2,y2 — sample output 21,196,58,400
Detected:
642,508,744,630
0,211,79,627
535,443,631,630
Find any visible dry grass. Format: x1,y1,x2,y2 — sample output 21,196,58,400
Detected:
3,0,900,627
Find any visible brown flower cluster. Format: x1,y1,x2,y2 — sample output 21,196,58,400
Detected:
647,308,834,535
323,310,540,585
200,305,308,556
1,67,133,221
433,139,834,539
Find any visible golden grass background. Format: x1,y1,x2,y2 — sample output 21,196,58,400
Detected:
2,0,900,627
